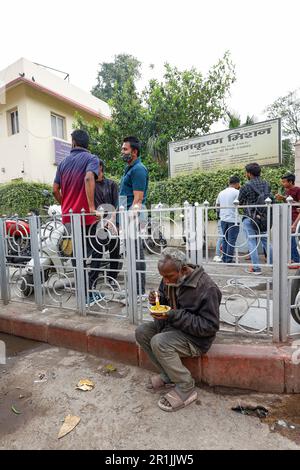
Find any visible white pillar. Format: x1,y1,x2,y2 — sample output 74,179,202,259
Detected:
295,140,300,185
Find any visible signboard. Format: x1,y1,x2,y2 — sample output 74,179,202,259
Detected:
168,118,281,178
54,138,72,165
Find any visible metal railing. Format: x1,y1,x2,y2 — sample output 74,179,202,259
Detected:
1,201,300,343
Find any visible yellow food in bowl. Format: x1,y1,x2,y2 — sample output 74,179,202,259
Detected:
150,305,170,313
149,305,171,316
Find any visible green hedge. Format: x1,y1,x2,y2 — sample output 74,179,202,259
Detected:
147,166,292,210
0,181,54,217
0,165,292,217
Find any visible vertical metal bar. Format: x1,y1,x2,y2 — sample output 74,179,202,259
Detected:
272,204,280,342
73,213,86,316
189,205,197,264
183,201,190,261
280,204,289,342
203,201,209,262
265,198,272,265
0,219,9,304
127,210,138,324
29,215,43,310
233,199,239,264
287,197,293,265
195,204,203,265
119,206,129,318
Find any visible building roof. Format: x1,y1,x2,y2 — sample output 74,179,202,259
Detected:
0,58,111,120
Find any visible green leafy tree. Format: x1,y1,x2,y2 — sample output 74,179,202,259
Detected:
265,89,300,143
79,51,236,181
143,51,236,166
225,111,256,128
282,138,294,168
91,53,141,102
75,79,166,181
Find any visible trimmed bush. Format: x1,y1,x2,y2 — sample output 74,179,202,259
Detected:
0,165,292,218
147,166,292,213
0,181,54,217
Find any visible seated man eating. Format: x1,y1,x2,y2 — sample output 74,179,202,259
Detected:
135,247,221,412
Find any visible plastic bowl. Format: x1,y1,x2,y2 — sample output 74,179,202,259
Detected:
149,305,171,318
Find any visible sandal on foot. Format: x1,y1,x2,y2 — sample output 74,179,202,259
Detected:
145,374,175,393
158,388,198,412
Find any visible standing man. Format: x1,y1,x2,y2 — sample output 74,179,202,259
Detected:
94,159,121,282
275,173,300,265
119,136,149,296
216,176,240,263
238,163,273,274
52,129,102,306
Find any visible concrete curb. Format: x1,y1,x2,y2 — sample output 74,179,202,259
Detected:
0,304,299,393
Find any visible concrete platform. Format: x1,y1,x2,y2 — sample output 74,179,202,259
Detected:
0,302,300,393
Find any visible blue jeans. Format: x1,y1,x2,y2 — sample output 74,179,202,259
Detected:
215,219,223,257
221,221,240,263
243,218,273,271
291,234,300,263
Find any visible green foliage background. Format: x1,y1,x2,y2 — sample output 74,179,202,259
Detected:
147,166,292,219
0,166,292,217
0,181,54,217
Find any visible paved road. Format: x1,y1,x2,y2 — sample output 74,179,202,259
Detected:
0,333,299,450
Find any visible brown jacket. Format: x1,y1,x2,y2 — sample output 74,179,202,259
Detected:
155,265,221,352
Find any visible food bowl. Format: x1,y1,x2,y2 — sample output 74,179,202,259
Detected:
149,305,171,318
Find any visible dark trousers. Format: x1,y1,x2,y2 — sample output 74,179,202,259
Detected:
220,221,240,263
136,238,146,295
107,237,122,280
71,224,103,294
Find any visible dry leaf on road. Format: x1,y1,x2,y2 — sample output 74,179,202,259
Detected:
58,415,80,439
76,379,95,392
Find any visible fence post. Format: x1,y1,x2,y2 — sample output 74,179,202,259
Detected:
73,213,86,316
183,201,191,261
0,219,9,305
272,205,280,342
272,204,289,342
189,204,197,265
279,204,289,342
195,203,204,265
29,215,43,310
126,210,138,324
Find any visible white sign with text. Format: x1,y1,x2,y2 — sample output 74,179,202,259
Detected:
168,118,281,177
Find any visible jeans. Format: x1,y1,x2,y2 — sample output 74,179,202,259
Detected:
291,234,300,263
135,322,202,393
220,221,240,263
243,218,273,271
215,219,223,257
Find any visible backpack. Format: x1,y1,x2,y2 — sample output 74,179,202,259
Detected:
247,182,273,233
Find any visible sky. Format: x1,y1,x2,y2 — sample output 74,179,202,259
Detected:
1,0,300,129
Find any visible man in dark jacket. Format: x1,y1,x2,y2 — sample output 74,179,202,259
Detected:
94,160,121,282
135,248,221,412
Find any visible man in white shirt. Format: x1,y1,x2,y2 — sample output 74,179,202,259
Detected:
216,176,240,263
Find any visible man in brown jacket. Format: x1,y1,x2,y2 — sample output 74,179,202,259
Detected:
135,247,221,412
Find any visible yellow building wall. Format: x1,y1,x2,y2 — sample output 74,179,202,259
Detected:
24,86,103,184
0,84,104,185
0,85,30,182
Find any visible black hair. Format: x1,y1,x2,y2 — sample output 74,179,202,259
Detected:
245,163,261,177
98,159,105,171
229,175,240,185
123,136,141,157
71,129,89,149
282,173,295,184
